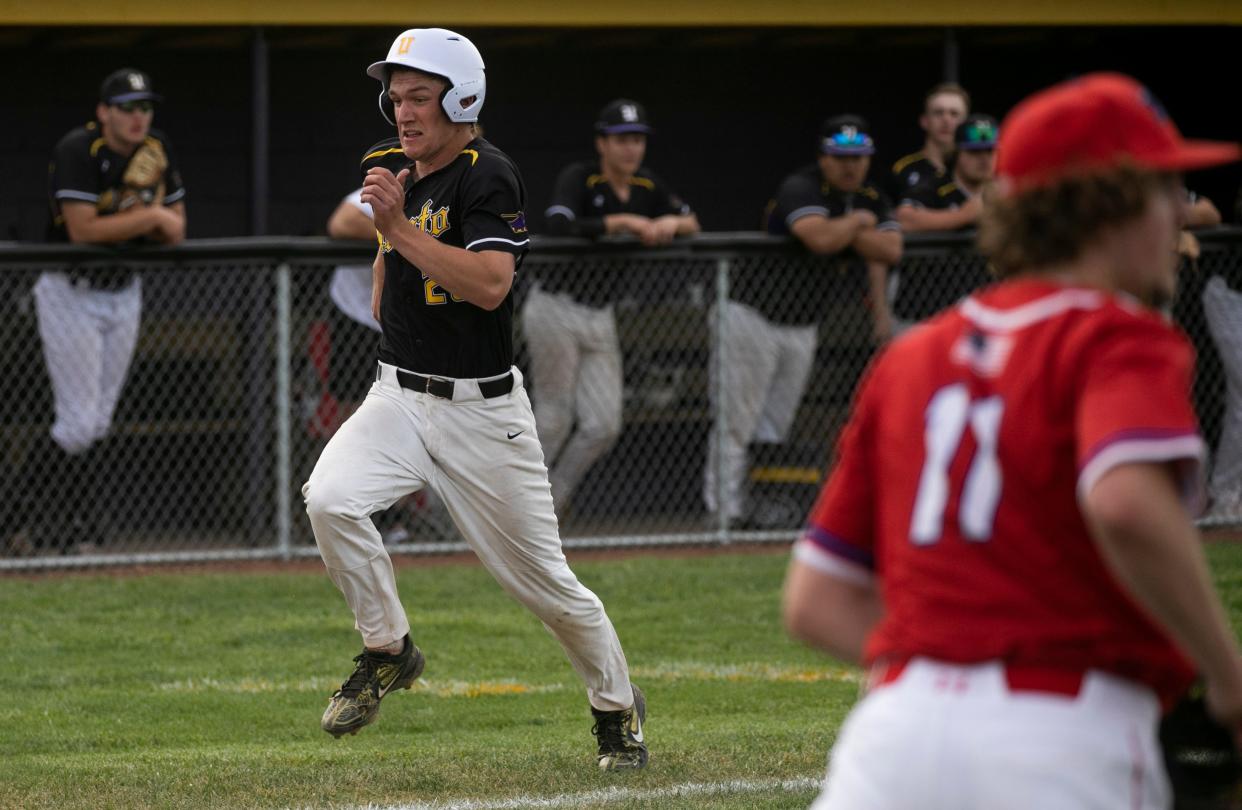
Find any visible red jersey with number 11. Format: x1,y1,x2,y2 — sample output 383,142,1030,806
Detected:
800,278,1202,703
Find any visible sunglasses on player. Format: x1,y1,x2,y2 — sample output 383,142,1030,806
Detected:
827,130,874,150
114,101,154,114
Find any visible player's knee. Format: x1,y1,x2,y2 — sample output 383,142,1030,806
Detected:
303,475,363,523
51,422,96,455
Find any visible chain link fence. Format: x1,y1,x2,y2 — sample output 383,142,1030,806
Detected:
2,230,1240,569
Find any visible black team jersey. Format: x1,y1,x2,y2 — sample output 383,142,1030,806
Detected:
757,164,899,325
889,150,950,200
542,161,691,238
897,178,969,213
362,136,530,379
47,122,185,289
47,122,186,246
538,161,692,306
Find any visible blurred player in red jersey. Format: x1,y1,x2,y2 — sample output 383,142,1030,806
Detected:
782,72,1242,809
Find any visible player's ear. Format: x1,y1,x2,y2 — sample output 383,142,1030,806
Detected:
96,102,109,123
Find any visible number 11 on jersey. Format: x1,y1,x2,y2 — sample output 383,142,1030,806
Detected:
909,384,1004,545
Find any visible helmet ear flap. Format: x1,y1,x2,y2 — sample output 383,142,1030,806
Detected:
378,85,395,125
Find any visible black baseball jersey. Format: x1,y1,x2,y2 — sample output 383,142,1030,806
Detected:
889,150,948,198
47,122,185,245
897,179,970,216
539,161,692,306
542,162,691,238
363,136,530,379
756,164,899,324
765,164,898,237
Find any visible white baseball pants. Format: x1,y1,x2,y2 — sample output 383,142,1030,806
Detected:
33,272,142,454
813,658,1170,810
703,300,817,520
303,362,635,711
1202,277,1242,514
520,286,623,510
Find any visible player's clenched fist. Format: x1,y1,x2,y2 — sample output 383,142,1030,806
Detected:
361,166,411,235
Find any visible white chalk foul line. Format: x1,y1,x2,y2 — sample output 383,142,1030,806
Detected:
331,776,823,810
160,662,858,696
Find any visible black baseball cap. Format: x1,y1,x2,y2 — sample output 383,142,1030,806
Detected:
956,114,999,150
595,99,652,135
100,68,162,105
820,114,875,156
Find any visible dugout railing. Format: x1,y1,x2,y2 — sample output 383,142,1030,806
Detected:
1,229,1240,570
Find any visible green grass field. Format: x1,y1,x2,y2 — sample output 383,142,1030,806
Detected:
3,542,1242,810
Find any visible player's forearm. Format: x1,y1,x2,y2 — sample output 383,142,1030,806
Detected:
664,213,700,236
853,230,903,265
783,559,882,665
64,205,160,244
895,205,974,233
385,223,512,310
603,213,647,237
793,218,862,256
328,205,376,240
371,250,385,322
1086,463,1242,690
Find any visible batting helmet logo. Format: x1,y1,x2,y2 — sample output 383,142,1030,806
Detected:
367,28,486,125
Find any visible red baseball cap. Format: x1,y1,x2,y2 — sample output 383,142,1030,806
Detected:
996,72,1240,193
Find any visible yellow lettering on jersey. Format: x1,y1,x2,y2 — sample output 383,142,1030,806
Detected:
411,200,452,238
422,274,464,306
397,36,414,55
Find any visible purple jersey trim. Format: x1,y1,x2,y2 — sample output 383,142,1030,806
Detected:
804,525,875,570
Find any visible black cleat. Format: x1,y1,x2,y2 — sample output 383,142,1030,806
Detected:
591,683,648,771
321,635,424,738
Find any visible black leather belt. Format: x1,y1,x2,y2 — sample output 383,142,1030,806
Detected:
383,363,514,400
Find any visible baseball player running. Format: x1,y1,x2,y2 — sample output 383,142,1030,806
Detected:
302,28,647,771
5,68,185,554
784,73,1242,809
527,98,699,514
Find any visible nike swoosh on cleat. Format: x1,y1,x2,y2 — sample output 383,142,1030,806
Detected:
377,667,403,698
630,716,644,743
507,431,524,440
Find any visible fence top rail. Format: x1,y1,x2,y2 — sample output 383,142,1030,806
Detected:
1,226,1240,265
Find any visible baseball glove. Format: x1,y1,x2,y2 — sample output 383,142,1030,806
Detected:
122,140,168,191
1160,683,1242,808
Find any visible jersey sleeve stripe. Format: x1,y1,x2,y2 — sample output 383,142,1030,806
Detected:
803,525,875,570
465,236,531,251
163,188,186,204
361,147,404,163
786,205,830,227
794,537,875,585
1078,432,1206,508
54,190,100,202
544,205,576,220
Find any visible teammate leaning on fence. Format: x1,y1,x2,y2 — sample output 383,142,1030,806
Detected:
784,72,1242,809
301,28,648,771
702,115,901,530
895,113,998,233
3,68,185,557
527,98,700,515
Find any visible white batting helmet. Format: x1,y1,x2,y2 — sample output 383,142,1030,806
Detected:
367,28,486,125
